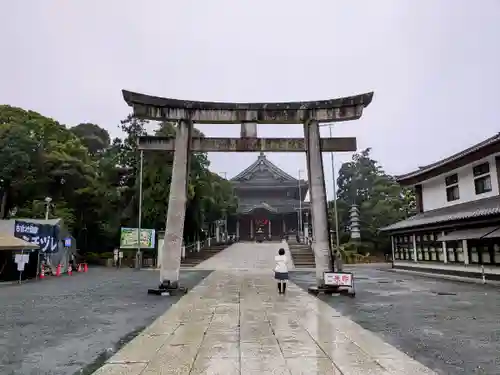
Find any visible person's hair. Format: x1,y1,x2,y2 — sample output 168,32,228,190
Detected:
278,248,285,255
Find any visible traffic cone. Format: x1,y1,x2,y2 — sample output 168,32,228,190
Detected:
40,265,45,279
77,264,82,272
83,263,88,273
56,264,61,277
68,264,72,276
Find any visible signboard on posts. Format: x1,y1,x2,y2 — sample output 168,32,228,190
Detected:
120,228,156,249
324,272,353,287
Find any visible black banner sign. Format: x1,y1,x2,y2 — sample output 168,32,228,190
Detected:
14,220,59,253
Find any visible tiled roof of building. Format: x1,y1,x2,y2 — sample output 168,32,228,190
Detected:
396,133,500,182
231,152,298,182
238,199,310,214
380,195,500,232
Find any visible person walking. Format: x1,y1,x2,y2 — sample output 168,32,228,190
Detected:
274,248,289,294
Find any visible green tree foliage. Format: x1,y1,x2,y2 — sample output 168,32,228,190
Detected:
0,105,237,252
71,123,111,155
332,148,415,252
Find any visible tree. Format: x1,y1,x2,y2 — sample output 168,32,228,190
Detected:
71,123,111,155
0,104,238,253
333,148,415,253
0,105,95,230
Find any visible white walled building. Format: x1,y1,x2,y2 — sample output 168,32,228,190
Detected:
381,133,500,280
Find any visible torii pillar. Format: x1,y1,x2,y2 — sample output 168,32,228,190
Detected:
122,90,373,293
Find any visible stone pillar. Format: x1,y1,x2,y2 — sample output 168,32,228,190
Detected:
250,219,254,239
462,239,469,265
282,217,286,234
391,235,395,262
304,120,331,285
304,212,309,240
268,219,271,239
216,224,220,242
442,231,448,263
240,122,258,138
161,119,192,286
412,234,417,262
304,129,315,242
236,219,240,239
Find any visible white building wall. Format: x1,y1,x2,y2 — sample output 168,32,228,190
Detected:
421,154,499,212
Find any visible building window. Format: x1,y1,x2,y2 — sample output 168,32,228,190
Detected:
494,244,500,264
446,241,463,263
415,233,442,262
445,173,459,202
473,162,492,195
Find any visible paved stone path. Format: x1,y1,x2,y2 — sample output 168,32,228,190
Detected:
96,242,436,374
193,241,294,270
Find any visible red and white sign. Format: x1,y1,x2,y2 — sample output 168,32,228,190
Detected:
324,272,353,287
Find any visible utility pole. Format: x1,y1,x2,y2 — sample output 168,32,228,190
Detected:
298,169,304,239
329,124,340,248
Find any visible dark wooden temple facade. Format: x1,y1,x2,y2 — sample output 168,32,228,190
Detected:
227,153,310,241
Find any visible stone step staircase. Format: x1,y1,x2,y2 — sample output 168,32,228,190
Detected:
181,243,229,267
288,242,316,268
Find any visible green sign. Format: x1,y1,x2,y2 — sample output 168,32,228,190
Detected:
120,228,156,249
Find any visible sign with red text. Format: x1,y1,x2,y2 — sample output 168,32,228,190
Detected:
324,272,353,287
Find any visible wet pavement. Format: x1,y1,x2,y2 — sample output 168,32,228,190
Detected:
0,268,211,375
291,267,500,375
95,242,438,374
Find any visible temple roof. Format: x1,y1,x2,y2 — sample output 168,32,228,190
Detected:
396,133,500,185
231,152,299,183
237,198,310,214
380,195,500,232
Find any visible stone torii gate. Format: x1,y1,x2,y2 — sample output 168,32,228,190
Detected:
122,90,373,294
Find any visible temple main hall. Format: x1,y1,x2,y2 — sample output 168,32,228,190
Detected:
226,153,310,241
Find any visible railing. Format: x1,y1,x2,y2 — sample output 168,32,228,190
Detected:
181,235,238,258
140,235,238,268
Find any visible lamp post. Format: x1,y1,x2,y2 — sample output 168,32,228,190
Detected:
136,150,144,269
44,197,52,220
298,169,304,240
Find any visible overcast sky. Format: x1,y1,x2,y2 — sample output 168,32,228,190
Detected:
2,1,499,199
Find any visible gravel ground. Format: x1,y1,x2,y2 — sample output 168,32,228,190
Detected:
290,266,500,375
0,268,211,375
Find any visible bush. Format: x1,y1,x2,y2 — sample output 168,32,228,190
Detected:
85,252,100,264
336,242,372,264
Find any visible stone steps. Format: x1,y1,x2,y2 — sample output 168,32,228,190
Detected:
289,244,316,268
181,244,229,267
